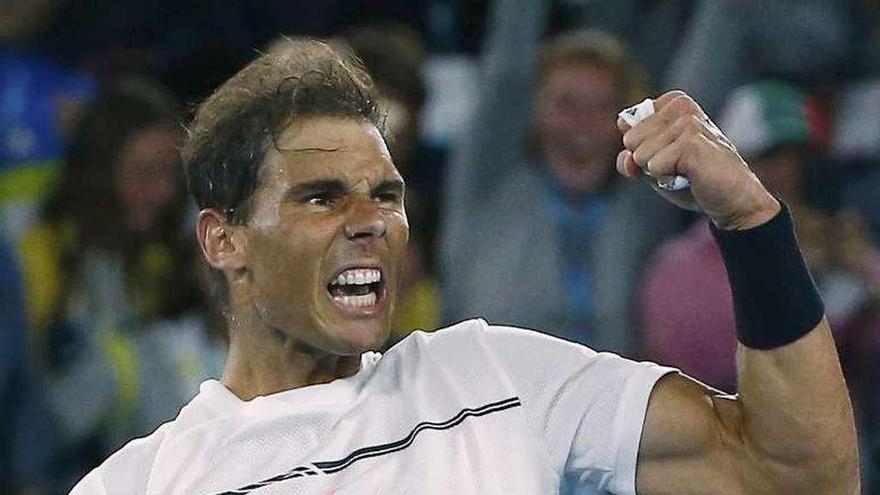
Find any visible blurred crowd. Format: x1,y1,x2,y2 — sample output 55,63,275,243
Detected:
1,0,879,493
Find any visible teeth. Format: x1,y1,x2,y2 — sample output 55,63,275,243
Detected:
334,292,377,308
331,268,382,286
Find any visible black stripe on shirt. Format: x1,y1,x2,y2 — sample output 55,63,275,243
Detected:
210,396,522,495
314,396,522,473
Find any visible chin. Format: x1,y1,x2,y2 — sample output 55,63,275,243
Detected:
320,274,395,353
327,323,389,354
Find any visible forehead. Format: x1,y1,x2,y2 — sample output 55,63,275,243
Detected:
259,116,399,187
123,126,177,156
540,63,615,96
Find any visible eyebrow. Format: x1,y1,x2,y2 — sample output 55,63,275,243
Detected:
373,179,406,196
285,178,405,198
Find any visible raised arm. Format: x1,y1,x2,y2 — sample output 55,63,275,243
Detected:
617,91,860,494
439,0,549,267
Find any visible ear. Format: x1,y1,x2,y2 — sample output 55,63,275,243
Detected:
196,209,247,272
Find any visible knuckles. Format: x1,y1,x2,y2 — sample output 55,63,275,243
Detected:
664,92,702,114
661,89,688,101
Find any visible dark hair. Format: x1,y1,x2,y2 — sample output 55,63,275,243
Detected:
537,29,649,108
182,38,383,225
182,38,384,309
46,76,182,247
41,76,196,331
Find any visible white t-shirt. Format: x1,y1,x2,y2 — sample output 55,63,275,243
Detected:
71,319,675,495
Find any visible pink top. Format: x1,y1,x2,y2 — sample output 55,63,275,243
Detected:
639,222,738,390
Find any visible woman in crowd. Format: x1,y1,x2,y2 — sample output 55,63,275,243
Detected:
16,77,214,491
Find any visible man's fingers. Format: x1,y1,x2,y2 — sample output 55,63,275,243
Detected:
619,91,716,186
632,123,679,168
631,111,716,172
616,149,641,178
645,134,687,179
622,113,668,150
622,99,688,151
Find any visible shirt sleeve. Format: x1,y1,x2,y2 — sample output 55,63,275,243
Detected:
69,470,109,495
480,322,676,494
68,423,167,495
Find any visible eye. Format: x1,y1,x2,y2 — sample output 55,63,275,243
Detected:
306,193,336,207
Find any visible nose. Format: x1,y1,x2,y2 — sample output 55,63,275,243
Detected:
343,200,386,242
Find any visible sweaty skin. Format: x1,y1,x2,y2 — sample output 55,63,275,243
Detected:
620,91,859,494
196,116,408,400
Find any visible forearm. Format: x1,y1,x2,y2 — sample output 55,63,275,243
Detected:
440,0,547,272
720,207,860,489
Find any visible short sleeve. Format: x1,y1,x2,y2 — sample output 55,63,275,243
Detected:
68,423,168,495
481,323,675,494
69,470,109,495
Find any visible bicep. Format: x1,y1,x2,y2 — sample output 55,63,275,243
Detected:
636,373,766,495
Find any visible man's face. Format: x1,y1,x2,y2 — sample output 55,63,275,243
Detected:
239,116,408,354
535,63,620,194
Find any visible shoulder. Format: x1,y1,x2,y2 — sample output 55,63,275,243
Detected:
398,318,591,352
393,319,605,376
388,320,676,392
396,318,488,344
388,319,493,364
71,423,171,495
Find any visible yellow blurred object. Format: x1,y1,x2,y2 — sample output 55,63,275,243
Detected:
391,278,440,343
0,160,58,203
17,221,70,345
98,330,139,425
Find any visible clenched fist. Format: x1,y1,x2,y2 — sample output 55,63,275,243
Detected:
616,90,780,230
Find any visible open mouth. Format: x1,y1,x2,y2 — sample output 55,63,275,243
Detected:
327,267,384,312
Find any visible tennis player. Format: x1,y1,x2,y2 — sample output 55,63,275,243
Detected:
70,39,859,495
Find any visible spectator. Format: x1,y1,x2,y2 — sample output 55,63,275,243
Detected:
15,77,210,491
440,0,679,354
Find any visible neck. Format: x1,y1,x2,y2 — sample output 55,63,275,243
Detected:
220,304,362,401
